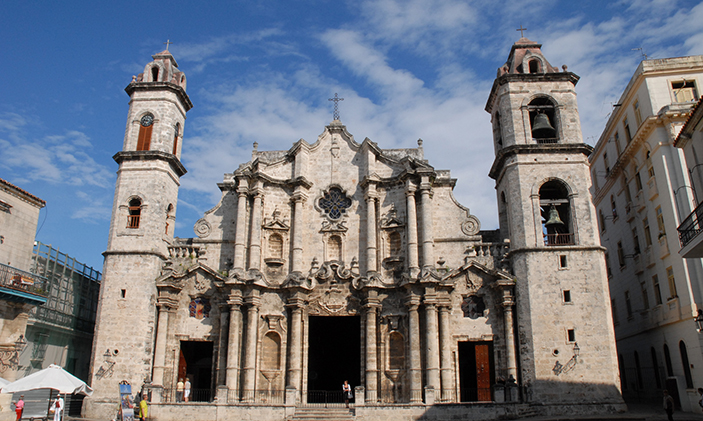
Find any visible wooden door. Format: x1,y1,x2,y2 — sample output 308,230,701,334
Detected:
475,344,491,401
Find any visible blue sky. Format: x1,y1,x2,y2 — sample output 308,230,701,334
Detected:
1,0,702,271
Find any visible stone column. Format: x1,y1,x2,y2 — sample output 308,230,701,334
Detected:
419,176,434,269
405,294,422,403
438,304,453,402
152,297,175,386
290,192,307,273
364,291,381,403
405,182,419,277
233,179,250,270
365,186,378,274
502,292,518,380
248,188,263,270
286,295,305,393
242,290,261,402
226,291,243,400
424,293,440,390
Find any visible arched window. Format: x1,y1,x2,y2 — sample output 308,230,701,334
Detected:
173,123,180,155
165,204,174,235
634,351,643,389
137,113,154,151
261,332,281,371
269,234,283,259
618,354,627,390
494,112,502,148
127,198,142,229
663,344,673,377
599,210,606,232
539,180,574,245
679,341,693,388
528,97,557,143
610,195,618,219
651,347,662,389
529,59,540,73
328,235,342,261
388,232,401,257
151,66,159,82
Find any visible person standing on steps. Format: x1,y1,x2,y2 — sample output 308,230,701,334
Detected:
342,380,352,408
176,378,184,402
184,377,191,402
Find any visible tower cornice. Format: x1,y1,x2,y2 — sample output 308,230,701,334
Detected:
113,151,187,178
125,82,193,111
489,143,593,180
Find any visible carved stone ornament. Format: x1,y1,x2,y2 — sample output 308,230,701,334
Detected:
461,215,481,236
194,218,212,238
381,204,405,229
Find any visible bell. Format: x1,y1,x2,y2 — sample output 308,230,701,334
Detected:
545,205,565,226
532,113,556,139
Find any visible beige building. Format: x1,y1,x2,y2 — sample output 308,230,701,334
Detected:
0,178,47,416
676,96,703,258
589,56,703,412
85,40,624,421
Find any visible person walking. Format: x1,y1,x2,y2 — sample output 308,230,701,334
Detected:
51,395,64,421
138,395,148,421
176,378,184,402
663,389,675,421
184,377,191,402
342,380,352,408
14,395,24,421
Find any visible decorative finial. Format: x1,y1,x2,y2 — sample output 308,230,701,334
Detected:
132,75,136,82
562,64,568,72
164,39,173,51
328,93,344,121
516,25,527,38
417,138,423,147
253,141,258,151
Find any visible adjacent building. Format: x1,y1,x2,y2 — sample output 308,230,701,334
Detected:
589,56,703,412
85,39,624,421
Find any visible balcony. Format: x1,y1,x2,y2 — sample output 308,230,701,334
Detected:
544,233,575,246
678,200,703,258
0,263,49,306
625,202,635,222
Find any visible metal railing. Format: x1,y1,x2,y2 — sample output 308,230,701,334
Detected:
678,200,703,247
302,390,348,407
163,388,214,403
0,262,49,298
544,233,575,246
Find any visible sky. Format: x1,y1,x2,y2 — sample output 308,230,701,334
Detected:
1,0,702,272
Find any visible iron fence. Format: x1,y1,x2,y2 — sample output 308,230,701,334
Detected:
301,390,348,407
544,233,575,246
678,200,703,247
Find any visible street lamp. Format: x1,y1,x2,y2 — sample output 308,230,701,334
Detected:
695,309,703,332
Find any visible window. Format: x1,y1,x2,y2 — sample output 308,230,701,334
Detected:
651,348,662,388
663,344,673,377
529,59,540,73
559,255,567,268
494,112,502,147
151,66,159,82
173,123,180,155
625,291,633,318
634,100,642,126
617,241,625,267
614,132,621,155
641,282,650,310
680,341,694,388
611,195,618,219
623,117,632,144
599,210,606,232
563,290,572,303
567,329,575,343
539,180,573,245
653,275,662,305
635,172,643,192
643,218,652,247
611,299,619,325
137,113,154,151
656,206,665,236
672,80,698,103
603,153,610,176
319,187,352,220
634,351,643,389
529,97,557,143
666,266,677,299
127,198,141,229
618,354,627,389
632,228,641,255
646,151,655,178
592,170,599,190
605,252,613,278
624,179,632,204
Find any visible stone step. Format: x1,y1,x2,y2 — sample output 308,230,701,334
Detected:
288,407,355,421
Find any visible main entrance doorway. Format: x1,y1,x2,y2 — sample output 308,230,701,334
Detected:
307,316,361,403
458,341,494,402
178,341,214,402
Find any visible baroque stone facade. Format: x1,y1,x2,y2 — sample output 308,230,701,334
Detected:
85,39,625,420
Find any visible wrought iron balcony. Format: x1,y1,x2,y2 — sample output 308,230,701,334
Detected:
678,200,703,257
0,262,49,305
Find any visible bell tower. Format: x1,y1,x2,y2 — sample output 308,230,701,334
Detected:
86,49,192,418
486,37,623,406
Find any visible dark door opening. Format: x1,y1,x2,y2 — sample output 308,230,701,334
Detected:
458,341,494,402
307,316,361,401
179,341,214,402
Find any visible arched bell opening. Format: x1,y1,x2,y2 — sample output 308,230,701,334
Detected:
528,97,558,144
539,180,574,246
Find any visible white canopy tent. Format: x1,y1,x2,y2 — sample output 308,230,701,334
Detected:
0,364,93,395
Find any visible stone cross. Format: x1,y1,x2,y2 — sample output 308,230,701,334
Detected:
516,26,527,38
164,40,173,51
329,93,344,121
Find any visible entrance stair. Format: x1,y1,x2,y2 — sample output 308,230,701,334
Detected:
288,407,355,421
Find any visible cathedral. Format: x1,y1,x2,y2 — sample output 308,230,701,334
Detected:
85,38,625,420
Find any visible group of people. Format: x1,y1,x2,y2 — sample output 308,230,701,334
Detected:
12,395,63,421
175,377,192,402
